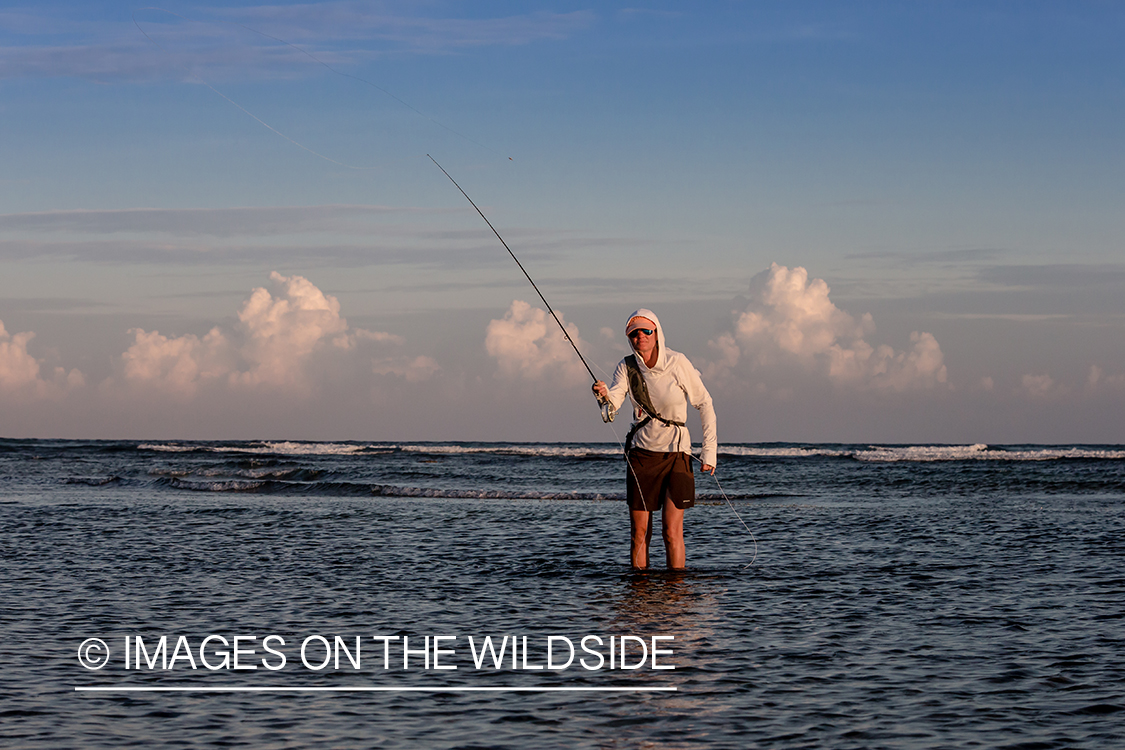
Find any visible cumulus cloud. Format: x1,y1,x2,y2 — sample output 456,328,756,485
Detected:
1019,373,1063,399
0,320,84,398
485,300,588,383
233,272,351,388
1088,365,1125,391
121,327,234,397
0,323,41,390
118,272,434,398
371,355,440,382
707,263,948,393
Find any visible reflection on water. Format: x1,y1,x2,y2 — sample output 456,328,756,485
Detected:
2,440,1123,748
608,571,739,743
612,572,723,655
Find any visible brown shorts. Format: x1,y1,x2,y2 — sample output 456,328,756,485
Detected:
626,449,695,512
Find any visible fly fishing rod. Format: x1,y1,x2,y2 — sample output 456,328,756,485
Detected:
430,156,757,569
428,155,615,422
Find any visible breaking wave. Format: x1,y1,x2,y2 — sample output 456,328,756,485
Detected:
140,441,383,456
138,441,617,458
718,444,1125,462
43,439,1123,501
395,444,620,458
138,440,1125,462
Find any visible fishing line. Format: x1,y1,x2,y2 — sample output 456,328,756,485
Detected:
687,452,758,570
590,359,653,551
593,350,757,570
609,408,758,571
132,8,747,567
428,156,757,570
428,154,600,386
133,8,510,165
427,157,665,560
133,9,375,169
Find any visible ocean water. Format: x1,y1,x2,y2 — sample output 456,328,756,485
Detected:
1,439,1123,749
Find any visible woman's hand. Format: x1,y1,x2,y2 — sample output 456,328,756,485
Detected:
592,381,608,400
701,464,715,475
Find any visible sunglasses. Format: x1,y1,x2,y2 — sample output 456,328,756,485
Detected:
628,328,655,338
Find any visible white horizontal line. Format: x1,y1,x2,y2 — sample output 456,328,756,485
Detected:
75,686,677,693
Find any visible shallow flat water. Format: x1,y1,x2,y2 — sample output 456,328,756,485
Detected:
1,440,1123,748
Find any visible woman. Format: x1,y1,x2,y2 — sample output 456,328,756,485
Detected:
593,309,717,569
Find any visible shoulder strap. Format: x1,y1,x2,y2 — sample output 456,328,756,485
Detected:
624,355,685,428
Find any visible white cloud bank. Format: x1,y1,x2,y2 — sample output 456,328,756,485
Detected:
1015,365,1125,400
707,263,948,393
116,272,436,398
1019,373,1063,399
1087,365,1125,390
0,321,84,398
485,300,589,384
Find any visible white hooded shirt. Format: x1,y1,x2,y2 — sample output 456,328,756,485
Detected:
604,308,718,467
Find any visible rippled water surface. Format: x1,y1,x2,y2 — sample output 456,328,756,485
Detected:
1,440,1123,748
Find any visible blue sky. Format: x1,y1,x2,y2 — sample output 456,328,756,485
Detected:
1,1,1122,442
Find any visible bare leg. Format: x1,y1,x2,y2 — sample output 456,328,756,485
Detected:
630,509,653,569
662,498,685,569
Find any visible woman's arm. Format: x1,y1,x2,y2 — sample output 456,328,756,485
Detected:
680,361,717,469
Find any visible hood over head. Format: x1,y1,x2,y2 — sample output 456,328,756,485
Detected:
625,308,667,372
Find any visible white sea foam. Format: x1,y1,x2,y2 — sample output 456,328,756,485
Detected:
140,441,374,455
139,441,621,458
852,444,990,462
394,444,621,457
852,445,1125,462
218,442,370,456
138,441,1124,462
168,477,267,492
719,443,1125,461
719,446,849,458
138,443,197,452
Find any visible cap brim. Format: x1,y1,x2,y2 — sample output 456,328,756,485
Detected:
626,317,654,334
